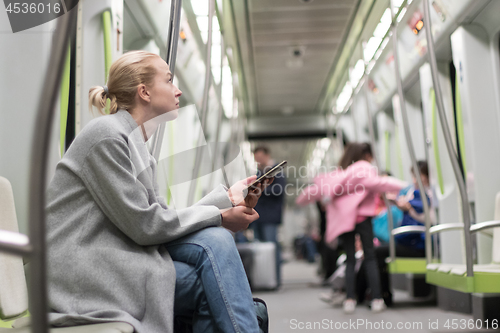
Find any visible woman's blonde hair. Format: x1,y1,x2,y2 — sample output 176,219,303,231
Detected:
89,50,160,115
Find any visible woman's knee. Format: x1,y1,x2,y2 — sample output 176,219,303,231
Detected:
196,227,235,251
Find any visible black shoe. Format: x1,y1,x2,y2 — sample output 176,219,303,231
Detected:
383,292,393,307
253,297,269,333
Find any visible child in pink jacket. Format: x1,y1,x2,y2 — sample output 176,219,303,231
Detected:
296,142,407,314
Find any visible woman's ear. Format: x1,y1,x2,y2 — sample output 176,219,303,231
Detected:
137,84,151,103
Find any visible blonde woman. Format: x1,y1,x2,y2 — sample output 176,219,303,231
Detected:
46,51,266,333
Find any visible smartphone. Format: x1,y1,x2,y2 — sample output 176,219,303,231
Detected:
246,160,287,190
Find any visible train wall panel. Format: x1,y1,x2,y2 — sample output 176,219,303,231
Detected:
420,62,464,265
0,12,57,234
78,0,123,132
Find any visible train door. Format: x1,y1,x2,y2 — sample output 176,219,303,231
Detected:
450,5,500,265
376,108,405,179
420,62,464,265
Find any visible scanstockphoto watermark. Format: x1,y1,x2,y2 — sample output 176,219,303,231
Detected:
125,105,372,226
3,0,79,33
290,318,424,330
250,179,367,198
131,107,374,201
289,318,499,330
279,163,381,181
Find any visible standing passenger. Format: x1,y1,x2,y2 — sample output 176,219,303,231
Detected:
46,51,267,333
252,146,287,287
296,142,407,313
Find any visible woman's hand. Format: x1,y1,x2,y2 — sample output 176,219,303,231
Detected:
227,176,256,207
243,178,274,208
220,206,259,232
227,176,274,208
396,197,411,212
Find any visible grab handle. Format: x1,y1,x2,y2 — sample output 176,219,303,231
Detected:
102,10,113,83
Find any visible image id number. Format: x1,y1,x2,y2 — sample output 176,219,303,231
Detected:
6,2,61,14
444,318,498,330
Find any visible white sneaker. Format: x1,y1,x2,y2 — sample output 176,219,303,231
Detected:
371,299,386,313
319,290,335,303
343,299,356,314
319,291,345,306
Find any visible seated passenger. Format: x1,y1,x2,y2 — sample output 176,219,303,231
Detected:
46,51,266,333
375,160,432,306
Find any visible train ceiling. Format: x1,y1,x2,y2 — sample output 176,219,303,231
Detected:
232,0,360,120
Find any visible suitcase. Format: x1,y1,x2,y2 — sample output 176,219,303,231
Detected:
237,242,278,291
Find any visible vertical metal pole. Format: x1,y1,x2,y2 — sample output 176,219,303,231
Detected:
324,113,335,169
150,0,183,160
422,0,473,276
362,82,396,262
29,6,77,333
209,38,227,188
188,0,215,205
389,0,432,264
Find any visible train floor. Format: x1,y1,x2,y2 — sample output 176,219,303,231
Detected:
253,256,483,333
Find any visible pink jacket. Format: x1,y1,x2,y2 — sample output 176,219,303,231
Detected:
296,161,407,244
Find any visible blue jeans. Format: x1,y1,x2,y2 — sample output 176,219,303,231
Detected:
165,227,259,333
251,223,281,286
173,261,215,331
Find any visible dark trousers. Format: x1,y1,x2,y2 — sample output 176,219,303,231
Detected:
339,217,382,300
320,243,338,280
317,204,338,280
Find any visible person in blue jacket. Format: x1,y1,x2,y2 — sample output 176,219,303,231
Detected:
251,146,287,287
375,160,431,306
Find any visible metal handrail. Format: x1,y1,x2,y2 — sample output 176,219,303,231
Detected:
422,0,474,277
428,220,500,236
209,38,228,189
392,225,427,236
389,0,433,265
150,0,183,161
188,0,215,205
0,230,32,256
429,223,464,235
470,220,500,234
22,5,77,332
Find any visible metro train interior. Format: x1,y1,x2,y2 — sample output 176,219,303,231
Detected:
1,0,500,332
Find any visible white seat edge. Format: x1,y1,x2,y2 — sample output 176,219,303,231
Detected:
0,322,134,333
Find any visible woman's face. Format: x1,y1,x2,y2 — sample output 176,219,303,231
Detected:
148,57,182,116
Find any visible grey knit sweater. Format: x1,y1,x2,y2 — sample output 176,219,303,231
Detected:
46,110,232,332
